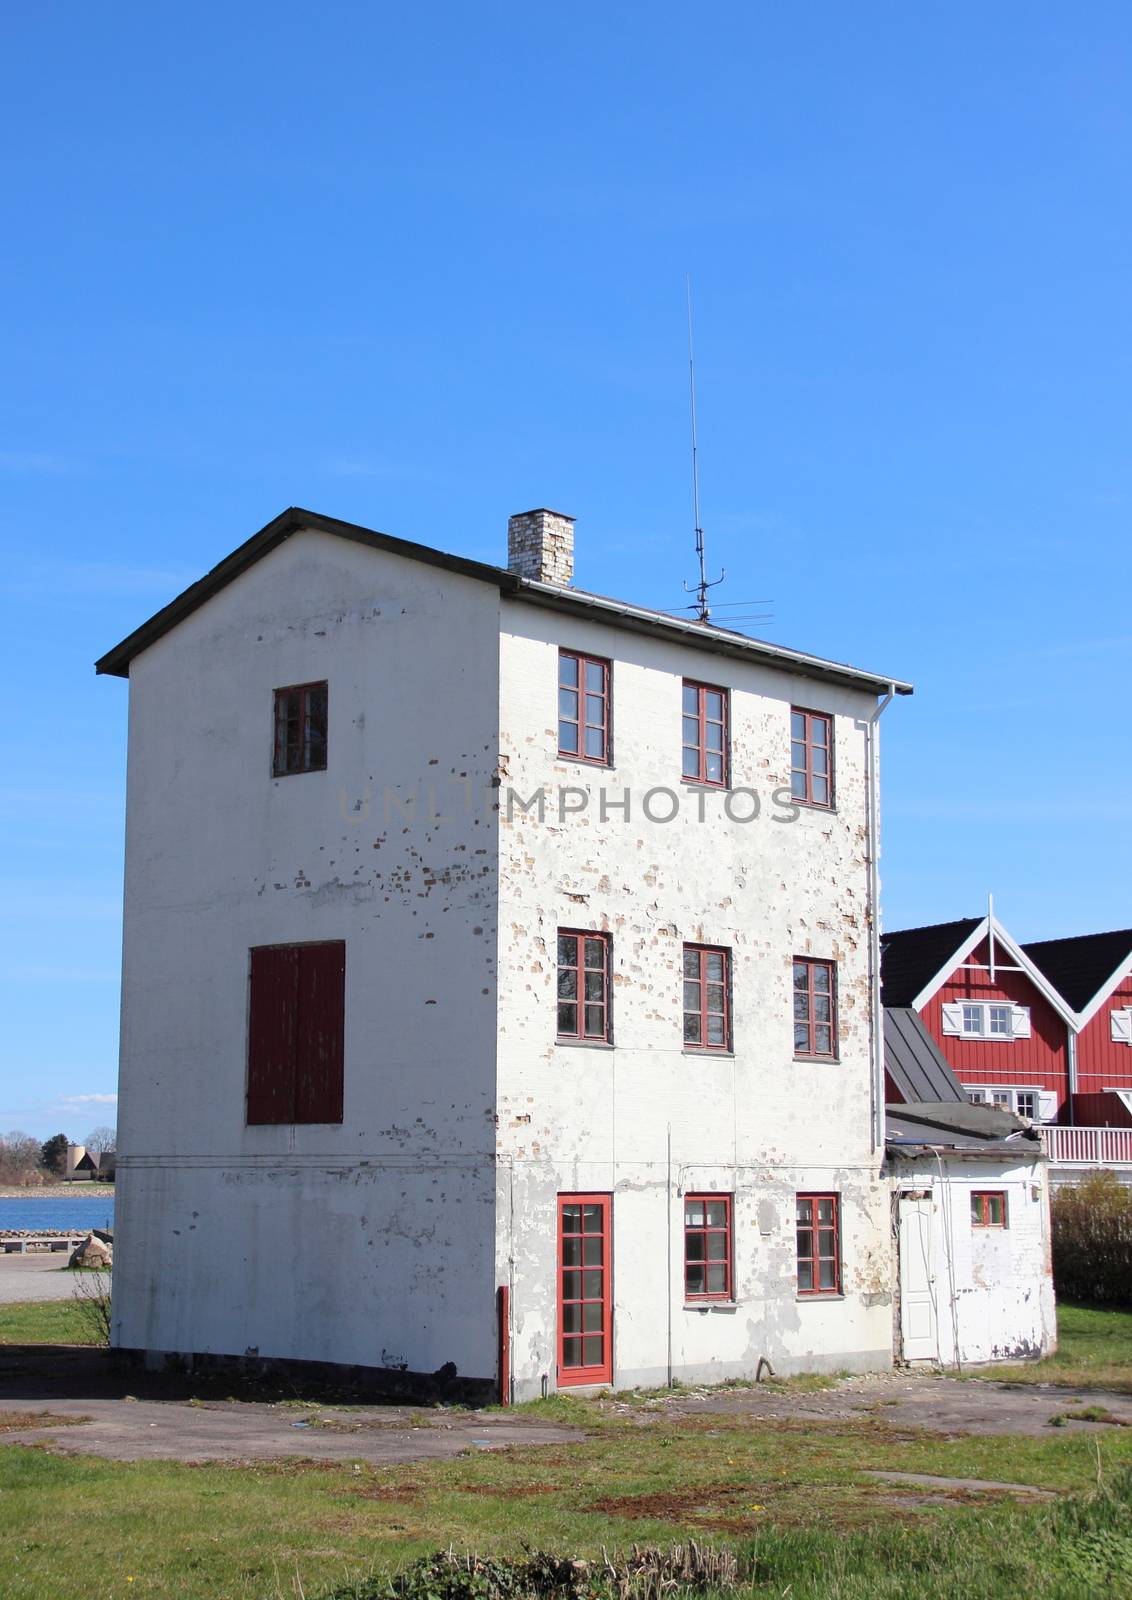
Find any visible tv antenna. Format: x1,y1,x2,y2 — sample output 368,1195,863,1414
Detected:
682,275,725,623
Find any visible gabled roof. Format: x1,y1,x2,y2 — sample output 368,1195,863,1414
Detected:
884,1008,966,1103
880,919,981,1007
1024,929,1132,1022
881,915,1076,1024
95,506,913,699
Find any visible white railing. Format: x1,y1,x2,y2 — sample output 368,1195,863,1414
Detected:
1044,1126,1132,1166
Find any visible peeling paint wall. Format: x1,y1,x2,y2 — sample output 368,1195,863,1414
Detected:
890,1155,1056,1366
495,608,894,1396
114,529,502,1378
114,527,903,1393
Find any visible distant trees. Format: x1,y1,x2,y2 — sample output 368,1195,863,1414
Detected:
40,1133,70,1175
84,1126,117,1155
0,1130,47,1187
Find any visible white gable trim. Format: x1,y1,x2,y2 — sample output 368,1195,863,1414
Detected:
910,916,1077,1026
1073,951,1132,1030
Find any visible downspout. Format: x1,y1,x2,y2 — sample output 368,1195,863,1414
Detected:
666,1122,674,1388
865,685,897,1153
1067,1030,1078,1125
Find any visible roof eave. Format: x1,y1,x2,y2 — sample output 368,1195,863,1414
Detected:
95,507,522,678
908,915,1078,1026
95,507,912,698
1072,950,1132,1028
508,580,913,699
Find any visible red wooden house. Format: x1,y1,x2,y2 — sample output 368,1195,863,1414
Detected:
884,916,1132,1181
1025,930,1132,1130
881,917,1074,1124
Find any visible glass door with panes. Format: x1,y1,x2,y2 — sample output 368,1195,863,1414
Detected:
557,1195,612,1385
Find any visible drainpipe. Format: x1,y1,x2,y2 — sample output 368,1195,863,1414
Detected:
1067,1030,1078,1125
666,1122,674,1388
865,685,897,1154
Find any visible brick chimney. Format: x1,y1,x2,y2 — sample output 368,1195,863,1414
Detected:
507,508,575,587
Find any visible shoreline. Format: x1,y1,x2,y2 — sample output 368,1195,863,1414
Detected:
0,1187,115,1200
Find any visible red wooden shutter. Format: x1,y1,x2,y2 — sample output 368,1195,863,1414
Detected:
295,941,345,1123
247,946,300,1124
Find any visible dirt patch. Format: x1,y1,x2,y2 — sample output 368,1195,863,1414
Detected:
583,1476,993,1534
184,1456,352,1479
348,1480,426,1503
455,1481,558,1498
0,1409,86,1433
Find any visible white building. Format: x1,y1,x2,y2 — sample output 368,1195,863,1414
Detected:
883,1009,1056,1365
888,1106,1055,1366
98,505,914,1399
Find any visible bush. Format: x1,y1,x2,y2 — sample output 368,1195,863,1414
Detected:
1052,1171,1132,1305
327,1545,741,1600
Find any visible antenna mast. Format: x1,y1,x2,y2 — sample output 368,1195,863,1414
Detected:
683,276,724,622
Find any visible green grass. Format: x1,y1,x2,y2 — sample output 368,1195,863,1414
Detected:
0,1297,106,1346
3,1394,1132,1599
973,1303,1132,1394
0,1300,1130,1596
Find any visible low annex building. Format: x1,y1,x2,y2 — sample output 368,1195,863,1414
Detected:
883,1009,1055,1365
98,504,915,1398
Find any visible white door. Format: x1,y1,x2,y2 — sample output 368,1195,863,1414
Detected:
898,1195,938,1362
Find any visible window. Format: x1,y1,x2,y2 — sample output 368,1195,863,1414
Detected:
684,1194,733,1300
793,959,837,1058
273,682,328,776
790,708,833,807
968,1086,1042,1119
682,681,729,786
247,941,345,1125
944,1001,1029,1040
796,1194,840,1294
559,651,611,764
557,931,611,1042
971,1191,1007,1228
1111,1008,1132,1045
683,945,731,1050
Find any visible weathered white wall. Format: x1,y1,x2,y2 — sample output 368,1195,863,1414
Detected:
891,1155,1055,1366
495,605,893,1396
114,528,502,1380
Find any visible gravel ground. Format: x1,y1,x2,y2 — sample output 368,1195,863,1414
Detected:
1,1347,1131,1466
0,1257,90,1303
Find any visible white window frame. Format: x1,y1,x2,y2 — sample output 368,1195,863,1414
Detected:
967,1085,1046,1120
1110,1008,1132,1046
943,1001,1030,1040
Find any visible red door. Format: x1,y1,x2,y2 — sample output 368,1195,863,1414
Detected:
557,1194,612,1386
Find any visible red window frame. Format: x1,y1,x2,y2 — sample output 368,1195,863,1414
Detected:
683,944,732,1051
247,941,345,1126
684,1193,733,1301
557,1193,613,1385
557,930,612,1042
682,680,729,787
273,681,328,776
796,1193,841,1295
559,650,611,765
793,958,838,1059
790,707,833,808
971,1191,1008,1228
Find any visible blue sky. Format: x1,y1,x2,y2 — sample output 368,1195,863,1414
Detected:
2,4,1130,1137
